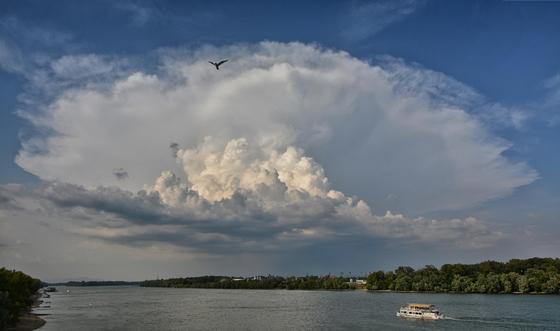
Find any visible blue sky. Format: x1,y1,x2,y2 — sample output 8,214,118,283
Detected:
1,0,559,281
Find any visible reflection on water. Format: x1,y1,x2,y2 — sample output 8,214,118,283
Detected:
38,286,560,331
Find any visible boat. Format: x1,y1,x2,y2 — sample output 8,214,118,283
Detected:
396,303,443,319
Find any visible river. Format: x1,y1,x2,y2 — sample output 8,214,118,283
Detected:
35,286,560,330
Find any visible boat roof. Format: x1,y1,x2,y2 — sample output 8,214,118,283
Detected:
408,303,435,308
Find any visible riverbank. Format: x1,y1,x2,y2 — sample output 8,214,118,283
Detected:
5,314,45,331
5,293,46,331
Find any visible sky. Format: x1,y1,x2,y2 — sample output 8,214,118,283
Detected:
0,0,559,282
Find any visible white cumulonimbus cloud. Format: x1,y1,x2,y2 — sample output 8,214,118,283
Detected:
2,41,535,255
14,42,537,215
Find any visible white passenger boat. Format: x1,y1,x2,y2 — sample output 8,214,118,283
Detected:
396,303,442,319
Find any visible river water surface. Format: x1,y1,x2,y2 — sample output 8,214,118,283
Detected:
35,286,560,330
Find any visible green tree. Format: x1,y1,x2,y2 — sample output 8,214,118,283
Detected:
517,275,529,293
451,275,473,293
393,276,412,291
545,275,559,293
500,273,519,293
0,268,42,328
487,273,502,293
366,271,387,290
0,292,12,330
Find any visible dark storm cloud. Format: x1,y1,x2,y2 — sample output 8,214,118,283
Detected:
113,168,129,181
31,182,174,225
25,181,350,253
29,181,282,236
17,176,507,257
170,142,179,158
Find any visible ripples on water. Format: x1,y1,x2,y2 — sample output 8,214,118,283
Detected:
37,286,560,331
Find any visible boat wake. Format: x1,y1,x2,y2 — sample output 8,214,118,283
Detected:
444,316,559,328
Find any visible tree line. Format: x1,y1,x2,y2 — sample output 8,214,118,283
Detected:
366,257,560,293
65,281,142,286
140,275,352,290
0,268,43,330
140,258,560,294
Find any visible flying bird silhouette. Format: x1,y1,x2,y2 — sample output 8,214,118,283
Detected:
209,60,228,70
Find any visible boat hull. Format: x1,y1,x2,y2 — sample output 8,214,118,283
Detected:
396,312,442,320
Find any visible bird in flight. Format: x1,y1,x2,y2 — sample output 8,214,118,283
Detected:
209,60,228,70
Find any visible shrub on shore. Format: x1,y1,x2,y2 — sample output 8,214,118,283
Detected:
0,268,43,329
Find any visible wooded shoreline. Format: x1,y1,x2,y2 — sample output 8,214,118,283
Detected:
140,257,560,294
0,268,44,331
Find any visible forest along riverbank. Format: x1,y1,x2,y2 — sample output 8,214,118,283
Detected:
0,268,45,331
137,258,560,294
5,293,46,331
